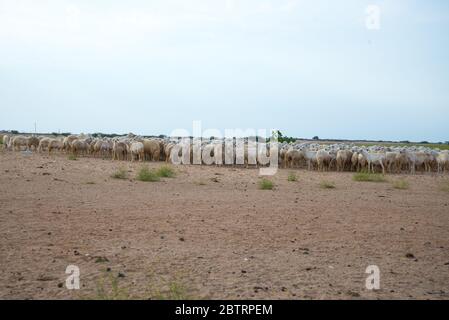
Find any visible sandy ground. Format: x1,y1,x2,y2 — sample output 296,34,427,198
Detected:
0,150,448,300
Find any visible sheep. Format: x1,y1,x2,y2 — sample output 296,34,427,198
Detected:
63,135,79,152
351,152,359,171
394,151,408,173
26,136,40,151
99,139,113,159
285,148,303,168
336,150,349,172
48,139,63,154
357,152,368,172
164,142,176,163
71,139,89,157
408,152,429,174
129,142,144,162
12,136,28,151
437,151,449,174
143,139,161,161
316,149,331,171
38,137,52,152
385,152,399,174
360,151,386,174
2,135,10,150
279,147,288,168
304,150,317,171
112,141,128,161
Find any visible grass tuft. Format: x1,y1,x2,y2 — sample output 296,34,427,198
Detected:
68,154,77,161
151,281,189,300
111,167,128,180
392,179,409,190
353,172,386,182
156,165,176,178
259,178,274,190
94,273,130,300
136,166,160,182
287,172,297,182
320,181,336,189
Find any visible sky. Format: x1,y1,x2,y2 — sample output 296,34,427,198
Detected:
0,0,448,141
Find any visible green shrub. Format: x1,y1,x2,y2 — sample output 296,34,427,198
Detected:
156,165,175,178
287,172,297,182
68,154,77,161
259,178,274,190
320,181,335,189
137,166,160,182
353,172,386,182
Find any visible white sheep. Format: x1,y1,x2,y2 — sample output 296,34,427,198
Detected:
129,142,144,162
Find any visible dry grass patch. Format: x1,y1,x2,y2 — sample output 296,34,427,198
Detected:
353,172,386,182
320,181,336,189
392,179,409,190
111,167,128,180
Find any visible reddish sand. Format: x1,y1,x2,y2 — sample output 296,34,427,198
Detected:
0,151,448,299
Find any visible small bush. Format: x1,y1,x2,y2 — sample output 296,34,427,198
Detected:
111,168,128,180
68,154,77,161
320,181,335,189
287,172,297,182
259,178,274,190
156,165,175,178
353,172,386,182
137,166,160,182
392,179,409,190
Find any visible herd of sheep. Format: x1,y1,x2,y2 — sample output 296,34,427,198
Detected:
281,142,449,174
2,133,449,174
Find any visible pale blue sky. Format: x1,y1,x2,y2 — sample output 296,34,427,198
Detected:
0,0,448,141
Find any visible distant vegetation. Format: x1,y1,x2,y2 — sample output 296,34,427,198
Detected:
353,142,449,150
